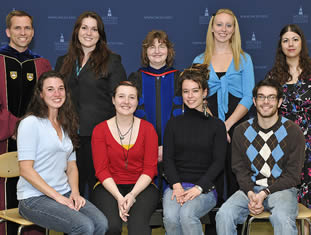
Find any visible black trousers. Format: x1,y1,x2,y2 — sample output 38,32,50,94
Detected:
76,136,97,199
92,183,160,235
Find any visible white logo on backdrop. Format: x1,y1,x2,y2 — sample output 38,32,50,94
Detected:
293,6,308,23
246,32,262,49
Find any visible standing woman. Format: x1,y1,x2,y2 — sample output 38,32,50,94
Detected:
17,71,108,235
163,64,227,235
92,81,159,235
193,8,255,198
266,24,311,210
55,11,127,197
128,30,182,163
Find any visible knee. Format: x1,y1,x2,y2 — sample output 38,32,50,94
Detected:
270,209,296,225
216,205,235,224
179,209,199,225
107,220,122,234
95,217,108,234
163,209,179,226
72,220,95,234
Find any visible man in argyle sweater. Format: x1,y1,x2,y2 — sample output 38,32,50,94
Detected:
216,79,305,235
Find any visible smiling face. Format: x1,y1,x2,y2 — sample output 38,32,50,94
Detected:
40,77,66,112
281,31,302,59
182,79,207,112
112,85,138,116
78,17,100,53
212,13,235,44
253,86,282,119
6,16,34,52
147,38,168,69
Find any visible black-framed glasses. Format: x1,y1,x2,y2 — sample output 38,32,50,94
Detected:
256,94,278,102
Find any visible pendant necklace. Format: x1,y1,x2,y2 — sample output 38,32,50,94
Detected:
115,117,134,168
115,116,133,140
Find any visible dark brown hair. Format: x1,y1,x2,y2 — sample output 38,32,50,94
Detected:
59,11,111,78
267,24,311,84
178,64,210,95
19,70,79,149
253,79,283,100
141,30,175,67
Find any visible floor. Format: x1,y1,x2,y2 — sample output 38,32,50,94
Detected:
122,221,274,235
49,221,275,235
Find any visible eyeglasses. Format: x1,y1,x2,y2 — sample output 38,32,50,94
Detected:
256,94,278,102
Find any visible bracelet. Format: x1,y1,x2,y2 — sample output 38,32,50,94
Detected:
195,185,203,193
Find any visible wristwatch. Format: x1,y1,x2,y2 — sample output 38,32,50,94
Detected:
195,185,203,193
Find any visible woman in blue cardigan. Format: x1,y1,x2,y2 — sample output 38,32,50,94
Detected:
193,8,255,199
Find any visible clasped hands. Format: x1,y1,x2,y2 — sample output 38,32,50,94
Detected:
247,191,267,215
171,186,201,206
117,192,136,222
55,192,86,211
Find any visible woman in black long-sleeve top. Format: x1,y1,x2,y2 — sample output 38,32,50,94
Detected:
163,64,227,235
55,11,127,198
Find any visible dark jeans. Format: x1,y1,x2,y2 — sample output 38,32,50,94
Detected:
92,183,160,235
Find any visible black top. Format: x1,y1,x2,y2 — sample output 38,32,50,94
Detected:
55,53,127,136
163,106,227,192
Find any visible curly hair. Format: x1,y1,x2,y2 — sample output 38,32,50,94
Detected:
141,30,175,67
178,64,210,95
19,71,79,149
203,8,245,71
59,11,111,78
266,24,311,85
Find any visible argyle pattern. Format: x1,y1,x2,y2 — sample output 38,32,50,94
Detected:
243,117,290,187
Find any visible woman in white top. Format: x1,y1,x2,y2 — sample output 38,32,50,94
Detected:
17,70,108,235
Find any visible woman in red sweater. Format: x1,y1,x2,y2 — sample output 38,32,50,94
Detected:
91,81,159,235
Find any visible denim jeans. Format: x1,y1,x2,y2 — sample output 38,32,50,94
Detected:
19,191,108,235
163,187,216,235
216,186,298,235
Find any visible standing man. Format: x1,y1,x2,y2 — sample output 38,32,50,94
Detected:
216,79,305,235
0,10,51,235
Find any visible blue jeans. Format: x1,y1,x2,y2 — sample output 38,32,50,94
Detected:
216,186,298,235
19,192,108,235
163,187,216,235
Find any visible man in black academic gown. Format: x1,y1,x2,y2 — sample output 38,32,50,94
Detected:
0,10,51,235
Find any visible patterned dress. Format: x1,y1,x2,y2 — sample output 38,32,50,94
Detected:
281,77,311,207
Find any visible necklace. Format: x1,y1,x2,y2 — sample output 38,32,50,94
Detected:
115,117,134,168
115,116,134,140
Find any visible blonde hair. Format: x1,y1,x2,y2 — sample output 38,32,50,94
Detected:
203,8,245,70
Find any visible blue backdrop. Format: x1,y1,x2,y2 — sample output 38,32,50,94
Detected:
1,0,310,83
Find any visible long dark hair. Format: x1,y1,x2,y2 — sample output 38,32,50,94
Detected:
59,11,111,78
267,24,311,84
19,71,79,149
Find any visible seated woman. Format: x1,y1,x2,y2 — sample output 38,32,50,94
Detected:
163,64,227,235
17,71,108,235
92,81,160,235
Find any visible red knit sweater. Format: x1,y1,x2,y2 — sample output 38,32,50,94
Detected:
92,119,158,184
